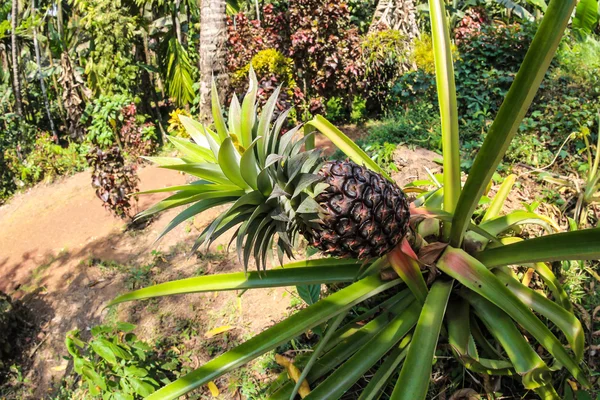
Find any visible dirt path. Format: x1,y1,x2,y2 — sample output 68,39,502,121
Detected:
0,166,294,398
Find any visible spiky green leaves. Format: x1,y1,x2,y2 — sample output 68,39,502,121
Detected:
139,68,327,271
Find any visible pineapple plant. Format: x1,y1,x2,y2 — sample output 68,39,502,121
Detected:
108,0,600,398
136,69,411,270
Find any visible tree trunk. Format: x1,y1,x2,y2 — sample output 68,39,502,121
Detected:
199,0,228,122
11,0,23,116
56,0,63,38
174,0,183,44
370,0,419,42
32,0,58,141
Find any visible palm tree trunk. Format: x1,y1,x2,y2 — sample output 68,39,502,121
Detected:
56,0,63,38
199,0,228,122
370,0,419,41
11,0,23,116
174,0,183,44
32,0,58,142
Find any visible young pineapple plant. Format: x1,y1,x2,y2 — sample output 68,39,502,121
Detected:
135,70,410,269
108,0,600,398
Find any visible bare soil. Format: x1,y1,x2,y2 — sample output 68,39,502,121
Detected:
0,165,292,398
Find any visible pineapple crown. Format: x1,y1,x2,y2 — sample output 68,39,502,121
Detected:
137,68,330,271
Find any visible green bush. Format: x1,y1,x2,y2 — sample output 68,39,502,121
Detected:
4,134,88,189
361,101,441,150
83,94,136,148
361,29,411,109
64,323,179,399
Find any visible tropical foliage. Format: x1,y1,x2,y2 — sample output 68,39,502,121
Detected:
107,1,599,397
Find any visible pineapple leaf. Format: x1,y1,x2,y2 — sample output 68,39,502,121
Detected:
143,276,402,400
292,174,323,199
240,138,261,190
228,94,242,137
494,269,584,361
156,197,236,243
265,154,284,169
257,85,282,165
160,163,232,185
240,65,258,148
475,227,600,267
218,138,250,189
167,135,215,163
179,115,220,146
296,197,324,214
305,115,392,182
211,78,229,142
463,291,554,390
268,108,292,156
135,182,234,195
204,125,221,160
141,156,186,166
135,190,244,221
438,247,589,387
392,280,452,399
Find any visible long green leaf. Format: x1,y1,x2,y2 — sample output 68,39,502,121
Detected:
494,269,584,361
155,197,235,242
135,182,237,195
463,291,554,390
257,86,281,165
211,79,229,141
482,174,516,222
304,115,392,182
240,138,260,190
572,0,599,38
167,135,215,163
304,303,420,400
357,336,411,400
429,0,460,216
437,247,589,387
218,138,250,189
268,293,414,400
240,66,258,148
108,262,364,306
450,0,577,246
476,228,600,267
391,280,452,400
530,262,573,312
135,190,243,220
145,275,401,400
160,163,232,185
289,311,347,400
179,115,220,146
387,242,428,304
446,299,514,375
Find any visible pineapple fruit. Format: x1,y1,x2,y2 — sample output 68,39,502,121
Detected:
138,69,409,269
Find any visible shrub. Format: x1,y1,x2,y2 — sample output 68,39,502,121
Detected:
86,146,139,219
64,323,178,399
225,4,286,73
361,29,412,110
83,94,156,157
231,49,303,116
411,33,458,74
454,7,489,45
4,134,88,189
167,108,191,138
287,0,365,114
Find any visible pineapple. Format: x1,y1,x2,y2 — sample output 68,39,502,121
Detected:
138,69,409,269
